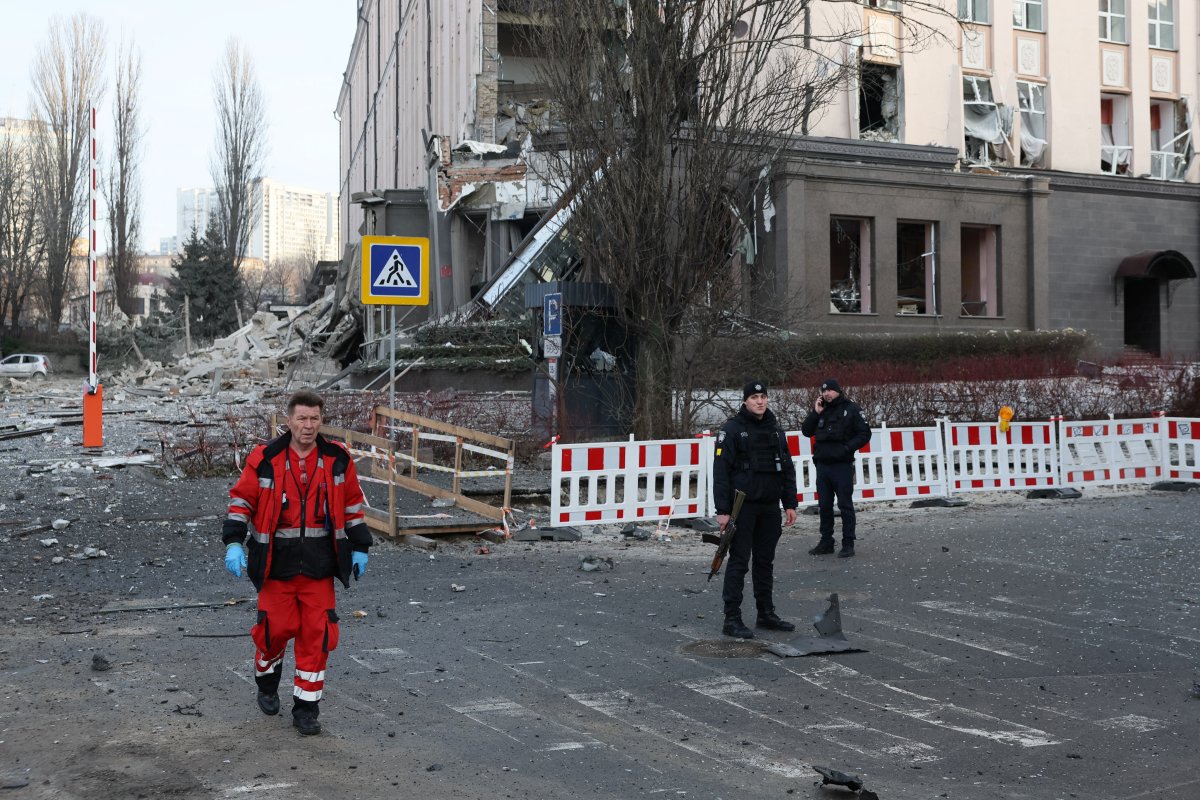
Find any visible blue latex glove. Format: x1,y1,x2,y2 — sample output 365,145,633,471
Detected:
225,542,246,578
352,551,368,580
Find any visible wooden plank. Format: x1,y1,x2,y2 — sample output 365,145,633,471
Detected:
386,471,504,521
374,406,514,450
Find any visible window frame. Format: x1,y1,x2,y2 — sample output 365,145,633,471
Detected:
1148,0,1176,50
1099,0,1127,44
896,221,939,317
958,0,991,23
829,216,874,315
960,225,1000,318
1016,80,1048,166
863,0,900,9
1013,0,1044,31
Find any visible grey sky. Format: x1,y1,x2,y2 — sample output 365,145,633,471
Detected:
0,1,354,253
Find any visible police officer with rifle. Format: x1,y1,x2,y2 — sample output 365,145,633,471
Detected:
712,380,798,639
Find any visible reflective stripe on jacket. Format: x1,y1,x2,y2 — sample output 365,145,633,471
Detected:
223,432,371,590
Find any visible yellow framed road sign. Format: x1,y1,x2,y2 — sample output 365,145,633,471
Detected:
361,235,430,305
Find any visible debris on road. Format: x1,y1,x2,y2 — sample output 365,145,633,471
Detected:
765,593,867,658
91,654,111,672
579,555,614,571
812,765,862,791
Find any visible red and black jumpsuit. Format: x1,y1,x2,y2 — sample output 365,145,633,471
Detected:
222,432,371,712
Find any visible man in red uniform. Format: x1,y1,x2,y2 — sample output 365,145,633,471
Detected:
223,390,372,735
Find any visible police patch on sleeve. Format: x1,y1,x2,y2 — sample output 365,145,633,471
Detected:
717,431,726,444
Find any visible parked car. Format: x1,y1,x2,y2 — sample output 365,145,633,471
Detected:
0,353,51,379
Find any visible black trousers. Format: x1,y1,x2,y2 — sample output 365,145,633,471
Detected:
721,502,783,616
815,461,856,543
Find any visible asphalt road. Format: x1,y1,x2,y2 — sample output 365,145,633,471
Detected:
0,391,1197,798
4,494,1198,800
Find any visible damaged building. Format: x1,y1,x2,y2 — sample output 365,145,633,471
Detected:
336,0,1200,360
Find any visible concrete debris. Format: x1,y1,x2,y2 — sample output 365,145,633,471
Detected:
102,284,357,395
451,583,465,592
579,555,614,572
431,498,456,508
51,519,70,530
74,547,107,559
39,538,58,548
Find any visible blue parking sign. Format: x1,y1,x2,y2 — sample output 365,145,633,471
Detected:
544,292,562,336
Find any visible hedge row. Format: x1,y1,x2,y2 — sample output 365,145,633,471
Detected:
693,330,1094,388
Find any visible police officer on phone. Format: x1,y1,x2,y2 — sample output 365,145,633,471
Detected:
800,378,871,558
713,380,798,639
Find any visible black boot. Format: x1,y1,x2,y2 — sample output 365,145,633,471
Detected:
808,540,835,556
292,699,322,735
255,666,281,716
756,609,795,631
256,689,280,716
722,613,754,639
837,542,855,558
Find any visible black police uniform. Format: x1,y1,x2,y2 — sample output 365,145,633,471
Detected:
712,405,798,627
800,389,871,552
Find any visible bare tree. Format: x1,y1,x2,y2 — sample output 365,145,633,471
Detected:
210,38,267,276
523,0,952,437
0,128,44,330
30,13,107,329
104,36,144,317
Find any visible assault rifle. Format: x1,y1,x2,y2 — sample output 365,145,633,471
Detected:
707,489,746,581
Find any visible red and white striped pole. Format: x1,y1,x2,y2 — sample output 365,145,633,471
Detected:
82,101,103,448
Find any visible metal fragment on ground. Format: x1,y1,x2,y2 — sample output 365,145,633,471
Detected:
812,765,863,791
765,593,866,658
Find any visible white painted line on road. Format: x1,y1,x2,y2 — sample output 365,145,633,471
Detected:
856,607,1043,663
450,695,606,750
537,741,605,752
850,632,956,672
570,689,812,779
992,595,1200,655
681,675,941,764
1095,714,1165,733
363,647,409,657
783,662,1062,748
347,654,382,672
221,783,295,796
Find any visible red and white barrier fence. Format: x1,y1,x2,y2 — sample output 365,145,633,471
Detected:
942,420,1058,492
1164,419,1200,481
1059,417,1164,487
787,424,946,504
551,437,711,526
548,416,1200,528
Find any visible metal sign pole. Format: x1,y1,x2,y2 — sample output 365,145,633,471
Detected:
389,305,396,411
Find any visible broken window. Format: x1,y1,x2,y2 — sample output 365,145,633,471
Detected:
896,222,937,315
1013,0,1044,31
963,76,1010,165
1150,99,1192,181
829,217,873,314
1100,94,1131,175
958,0,991,23
960,225,999,317
863,0,900,9
1017,80,1047,167
859,62,900,142
1148,0,1175,50
1099,0,1126,43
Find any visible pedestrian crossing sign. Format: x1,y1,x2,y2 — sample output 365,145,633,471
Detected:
361,236,429,305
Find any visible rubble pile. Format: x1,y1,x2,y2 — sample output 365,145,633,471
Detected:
103,287,355,396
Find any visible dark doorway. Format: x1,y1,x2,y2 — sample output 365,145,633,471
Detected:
1123,278,1161,355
